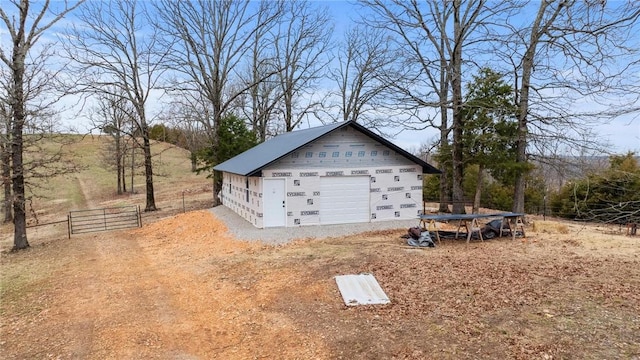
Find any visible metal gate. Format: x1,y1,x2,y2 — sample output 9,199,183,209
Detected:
68,205,142,236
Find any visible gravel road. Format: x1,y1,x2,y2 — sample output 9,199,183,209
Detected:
209,206,418,245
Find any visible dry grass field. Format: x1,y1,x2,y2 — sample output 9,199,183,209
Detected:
0,135,214,248
1,136,639,359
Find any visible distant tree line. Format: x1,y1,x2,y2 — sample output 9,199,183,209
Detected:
424,152,640,225
550,153,640,224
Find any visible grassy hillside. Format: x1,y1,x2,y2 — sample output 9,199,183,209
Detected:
1,134,213,250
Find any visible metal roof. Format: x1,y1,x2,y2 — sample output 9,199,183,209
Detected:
213,120,441,176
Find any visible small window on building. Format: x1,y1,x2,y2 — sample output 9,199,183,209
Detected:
319,152,326,158
345,151,352,157
332,151,339,157
383,150,390,156
371,150,378,156
291,152,299,158
305,151,313,158
358,151,365,157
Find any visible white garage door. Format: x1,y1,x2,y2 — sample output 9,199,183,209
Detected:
320,176,370,225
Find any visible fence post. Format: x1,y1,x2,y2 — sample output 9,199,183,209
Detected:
67,214,71,239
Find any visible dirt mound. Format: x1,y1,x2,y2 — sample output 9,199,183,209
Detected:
134,210,258,255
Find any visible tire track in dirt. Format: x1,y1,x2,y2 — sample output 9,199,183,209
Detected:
75,175,94,209
40,231,187,358
51,175,182,358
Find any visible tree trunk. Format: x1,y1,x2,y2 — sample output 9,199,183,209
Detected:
451,123,465,214
190,152,197,172
513,60,530,214
438,27,450,214
450,2,466,215
211,133,220,207
438,112,450,213
512,128,527,214
131,146,134,193
121,158,127,193
142,133,157,211
116,133,123,195
513,2,549,215
284,90,294,132
212,170,221,207
11,53,29,249
473,164,484,214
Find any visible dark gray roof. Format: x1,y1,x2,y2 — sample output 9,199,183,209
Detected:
213,120,440,176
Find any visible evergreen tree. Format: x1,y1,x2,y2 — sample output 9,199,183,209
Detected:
461,68,518,213
195,114,258,194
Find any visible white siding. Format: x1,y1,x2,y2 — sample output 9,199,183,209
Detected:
219,173,263,228
273,125,415,169
223,126,428,228
261,163,423,227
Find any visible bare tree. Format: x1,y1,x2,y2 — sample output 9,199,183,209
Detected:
157,96,209,172
360,0,501,213
329,26,392,130
91,90,136,195
66,0,168,211
0,0,83,250
242,64,281,142
155,0,281,205
240,0,283,142
274,0,332,132
494,1,640,214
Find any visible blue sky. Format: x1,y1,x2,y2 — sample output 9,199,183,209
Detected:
2,0,638,154
308,1,640,154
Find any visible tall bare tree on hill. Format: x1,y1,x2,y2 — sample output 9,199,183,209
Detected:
66,0,168,211
0,0,84,250
92,90,136,195
155,0,282,205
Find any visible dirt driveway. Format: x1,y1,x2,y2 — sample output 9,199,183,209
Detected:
1,210,639,359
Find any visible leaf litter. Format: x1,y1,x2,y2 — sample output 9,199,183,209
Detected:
1,211,639,359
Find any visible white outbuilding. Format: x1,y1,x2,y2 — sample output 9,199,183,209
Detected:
213,120,440,228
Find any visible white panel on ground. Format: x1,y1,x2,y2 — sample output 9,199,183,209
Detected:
334,273,390,306
320,176,369,225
